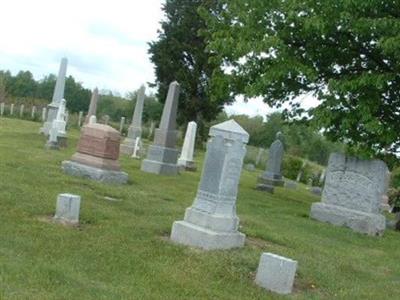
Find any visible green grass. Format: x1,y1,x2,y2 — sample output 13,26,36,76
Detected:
0,118,399,299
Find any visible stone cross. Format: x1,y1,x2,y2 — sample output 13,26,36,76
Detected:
171,119,249,250
85,88,99,124
119,117,125,133
178,121,197,171
120,86,146,155
141,81,180,175
256,132,284,192
310,152,388,236
31,106,36,119
41,107,47,121
41,57,68,135
10,103,14,115
0,103,4,116
19,104,24,118
53,193,81,225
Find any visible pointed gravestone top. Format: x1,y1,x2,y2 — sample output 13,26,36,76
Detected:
51,57,68,105
210,119,249,143
131,85,145,127
159,81,180,131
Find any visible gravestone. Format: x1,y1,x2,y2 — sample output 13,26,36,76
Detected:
85,88,99,124
10,103,14,115
119,117,125,133
41,107,47,121
0,103,4,116
285,180,297,189
170,119,249,250
31,106,36,119
178,121,197,171
53,193,81,225
141,82,180,175
78,111,83,127
310,152,388,236
148,121,155,139
255,148,264,166
62,120,128,184
19,104,24,118
244,163,256,172
46,99,67,149
121,85,145,155
256,132,285,193
255,252,297,295
41,58,68,135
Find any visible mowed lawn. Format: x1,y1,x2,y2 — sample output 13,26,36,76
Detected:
0,118,399,300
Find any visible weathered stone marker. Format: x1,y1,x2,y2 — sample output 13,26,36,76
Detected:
170,120,249,250
78,111,83,127
0,103,4,116
119,117,125,133
178,121,197,171
46,99,67,149
41,57,68,135
85,88,99,124
310,152,388,236
121,85,146,155
19,104,24,118
31,106,36,119
131,137,142,159
10,103,14,115
53,193,81,225
41,107,47,121
255,252,297,295
62,122,128,184
141,81,180,175
256,132,285,193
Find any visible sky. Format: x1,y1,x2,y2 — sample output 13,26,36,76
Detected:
0,0,318,118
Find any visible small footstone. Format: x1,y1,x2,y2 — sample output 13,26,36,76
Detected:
256,183,274,193
255,252,297,295
53,193,81,225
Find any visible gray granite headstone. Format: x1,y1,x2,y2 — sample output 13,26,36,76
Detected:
256,132,285,192
141,82,180,175
85,88,99,124
121,85,145,155
41,57,68,135
53,193,81,225
310,152,387,236
171,119,249,250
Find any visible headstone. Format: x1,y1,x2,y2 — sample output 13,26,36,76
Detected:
319,169,326,184
119,117,125,133
46,99,67,149
148,121,155,139
89,115,97,124
310,152,388,236
53,193,81,225
31,106,36,119
285,180,297,189
0,103,4,116
62,122,128,184
255,252,297,295
256,132,285,193
19,104,24,118
178,121,197,171
296,161,306,182
121,85,145,155
77,111,83,127
84,88,99,124
41,57,68,135
244,163,256,172
131,137,142,159
170,119,249,250
141,81,180,175
255,148,264,166
41,107,47,121
10,103,14,115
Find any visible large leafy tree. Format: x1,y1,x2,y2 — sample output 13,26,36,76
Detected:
148,0,231,137
205,0,400,156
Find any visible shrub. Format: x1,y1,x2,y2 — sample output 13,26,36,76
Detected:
391,167,400,188
282,156,303,181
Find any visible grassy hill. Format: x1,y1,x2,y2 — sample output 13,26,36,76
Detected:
0,118,399,299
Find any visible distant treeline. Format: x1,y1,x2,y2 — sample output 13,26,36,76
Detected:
0,70,163,123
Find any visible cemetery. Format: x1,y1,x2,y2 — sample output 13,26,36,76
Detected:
1,1,400,299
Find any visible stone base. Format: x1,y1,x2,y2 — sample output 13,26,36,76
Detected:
45,141,60,150
258,176,284,187
62,160,128,184
178,159,196,171
141,144,179,175
256,184,274,193
310,202,386,236
170,220,245,250
120,139,135,155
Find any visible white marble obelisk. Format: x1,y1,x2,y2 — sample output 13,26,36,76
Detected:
46,99,67,149
41,57,68,135
178,121,197,171
84,88,99,124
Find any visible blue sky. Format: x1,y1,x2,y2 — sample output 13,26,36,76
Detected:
0,0,317,117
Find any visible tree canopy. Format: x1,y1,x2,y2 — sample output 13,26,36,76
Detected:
204,0,400,157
